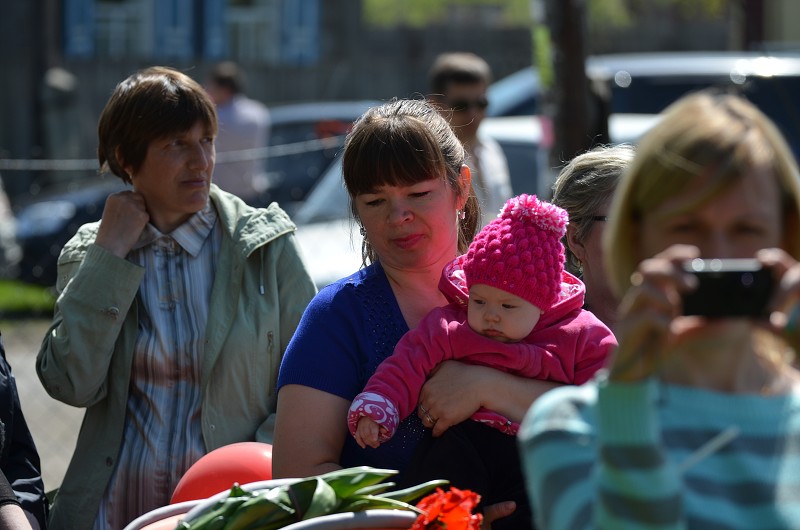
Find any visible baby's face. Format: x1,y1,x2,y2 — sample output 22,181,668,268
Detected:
467,284,542,343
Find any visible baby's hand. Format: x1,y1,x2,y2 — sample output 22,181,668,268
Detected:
355,417,384,449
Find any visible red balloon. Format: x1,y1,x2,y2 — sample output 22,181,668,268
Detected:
170,442,273,504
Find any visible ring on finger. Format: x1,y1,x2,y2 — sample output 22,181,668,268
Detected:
419,404,429,415
424,412,437,425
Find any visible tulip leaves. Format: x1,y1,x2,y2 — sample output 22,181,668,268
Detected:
178,466,448,530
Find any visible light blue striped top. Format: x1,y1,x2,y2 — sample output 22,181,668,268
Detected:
94,203,221,529
519,372,800,530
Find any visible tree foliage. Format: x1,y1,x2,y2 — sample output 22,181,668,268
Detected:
362,0,729,29
362,0,531,28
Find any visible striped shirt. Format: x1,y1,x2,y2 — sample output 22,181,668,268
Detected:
519,373,800,530
94,204,221,530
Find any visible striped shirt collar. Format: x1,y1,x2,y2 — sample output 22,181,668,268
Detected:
132,202,217,257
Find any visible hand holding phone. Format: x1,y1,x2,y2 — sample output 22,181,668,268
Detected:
681,258,773,318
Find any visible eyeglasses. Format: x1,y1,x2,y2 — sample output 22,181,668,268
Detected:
591,216,608,222
446,97,489,112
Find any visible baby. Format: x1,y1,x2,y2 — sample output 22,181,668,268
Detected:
348,194,615,446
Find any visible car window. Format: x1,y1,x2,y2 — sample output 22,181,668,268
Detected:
486,67,540,117
609,74,800,155
264,122,347,205
292,156,349,225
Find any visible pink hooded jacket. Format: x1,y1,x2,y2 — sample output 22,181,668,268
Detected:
348,257,617,441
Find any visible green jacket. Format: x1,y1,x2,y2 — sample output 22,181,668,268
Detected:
36,186,317,530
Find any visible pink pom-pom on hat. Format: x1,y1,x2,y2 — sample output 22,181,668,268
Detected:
462,194,568,311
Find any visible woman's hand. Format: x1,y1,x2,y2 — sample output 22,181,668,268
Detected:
418,361,484,435
418,361,559,437
610,244,701,382
482,500,516,529
757,248,800,349
95,191,149,258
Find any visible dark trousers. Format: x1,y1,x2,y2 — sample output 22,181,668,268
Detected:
400,420,535,530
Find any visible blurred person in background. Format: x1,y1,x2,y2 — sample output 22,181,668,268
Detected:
551,144,635,330
0,333,47,529
36,66,316,530
428,52,512,225
204,61,272,204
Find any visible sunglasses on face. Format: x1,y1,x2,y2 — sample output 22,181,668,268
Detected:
445,97,489,112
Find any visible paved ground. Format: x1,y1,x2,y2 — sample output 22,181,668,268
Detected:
2,319,82,493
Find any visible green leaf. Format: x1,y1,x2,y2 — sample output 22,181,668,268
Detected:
228,483,250,498
337,494,422,514
318,467,398,499
287,477,340,520
181,496,249,529
221,492,296,530
378,479,450,504
351,482,395,497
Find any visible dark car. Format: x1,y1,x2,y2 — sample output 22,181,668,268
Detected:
486,51,800,155
256,100,380,213
15,100,380,287
15,177,126,286
588,52,800,152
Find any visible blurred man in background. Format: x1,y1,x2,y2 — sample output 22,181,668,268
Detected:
428,52,512,225
205,61,271,204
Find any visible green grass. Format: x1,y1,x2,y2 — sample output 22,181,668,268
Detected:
0,280,55,318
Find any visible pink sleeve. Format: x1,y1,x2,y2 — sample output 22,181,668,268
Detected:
348,391,400,442
489,309,616,384
571,317,617,384
360,309,456,422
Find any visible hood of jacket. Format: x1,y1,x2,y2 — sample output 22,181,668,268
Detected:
209,185,297,258
439,254,587,332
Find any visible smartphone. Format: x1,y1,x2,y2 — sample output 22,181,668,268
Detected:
681,258,773,318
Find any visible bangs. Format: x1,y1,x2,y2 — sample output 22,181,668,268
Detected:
130,77,217,139
344,113,449,196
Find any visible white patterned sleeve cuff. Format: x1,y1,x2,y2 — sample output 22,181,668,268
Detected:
347,392,400,442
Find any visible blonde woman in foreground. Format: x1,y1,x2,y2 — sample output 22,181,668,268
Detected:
520,90,800,530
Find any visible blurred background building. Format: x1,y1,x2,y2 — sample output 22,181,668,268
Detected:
2,0,799,202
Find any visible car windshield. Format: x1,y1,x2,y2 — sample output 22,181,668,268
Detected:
486,67,539,117
292,156,349,225
609,74,800,155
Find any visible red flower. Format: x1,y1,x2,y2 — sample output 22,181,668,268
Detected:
411,487,483,529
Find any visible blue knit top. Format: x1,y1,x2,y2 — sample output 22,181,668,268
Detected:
277,262,428,473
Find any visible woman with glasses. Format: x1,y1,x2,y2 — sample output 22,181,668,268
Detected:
551,143,635,330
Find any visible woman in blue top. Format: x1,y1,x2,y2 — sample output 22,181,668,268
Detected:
274,98,561,525
520,90,800,529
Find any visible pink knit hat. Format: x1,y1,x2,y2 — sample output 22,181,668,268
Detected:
462,194,568,311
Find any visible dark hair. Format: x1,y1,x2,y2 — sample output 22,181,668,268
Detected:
208,61,245,94
428,52,493,95
343,98,480,265
97,66,217,183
